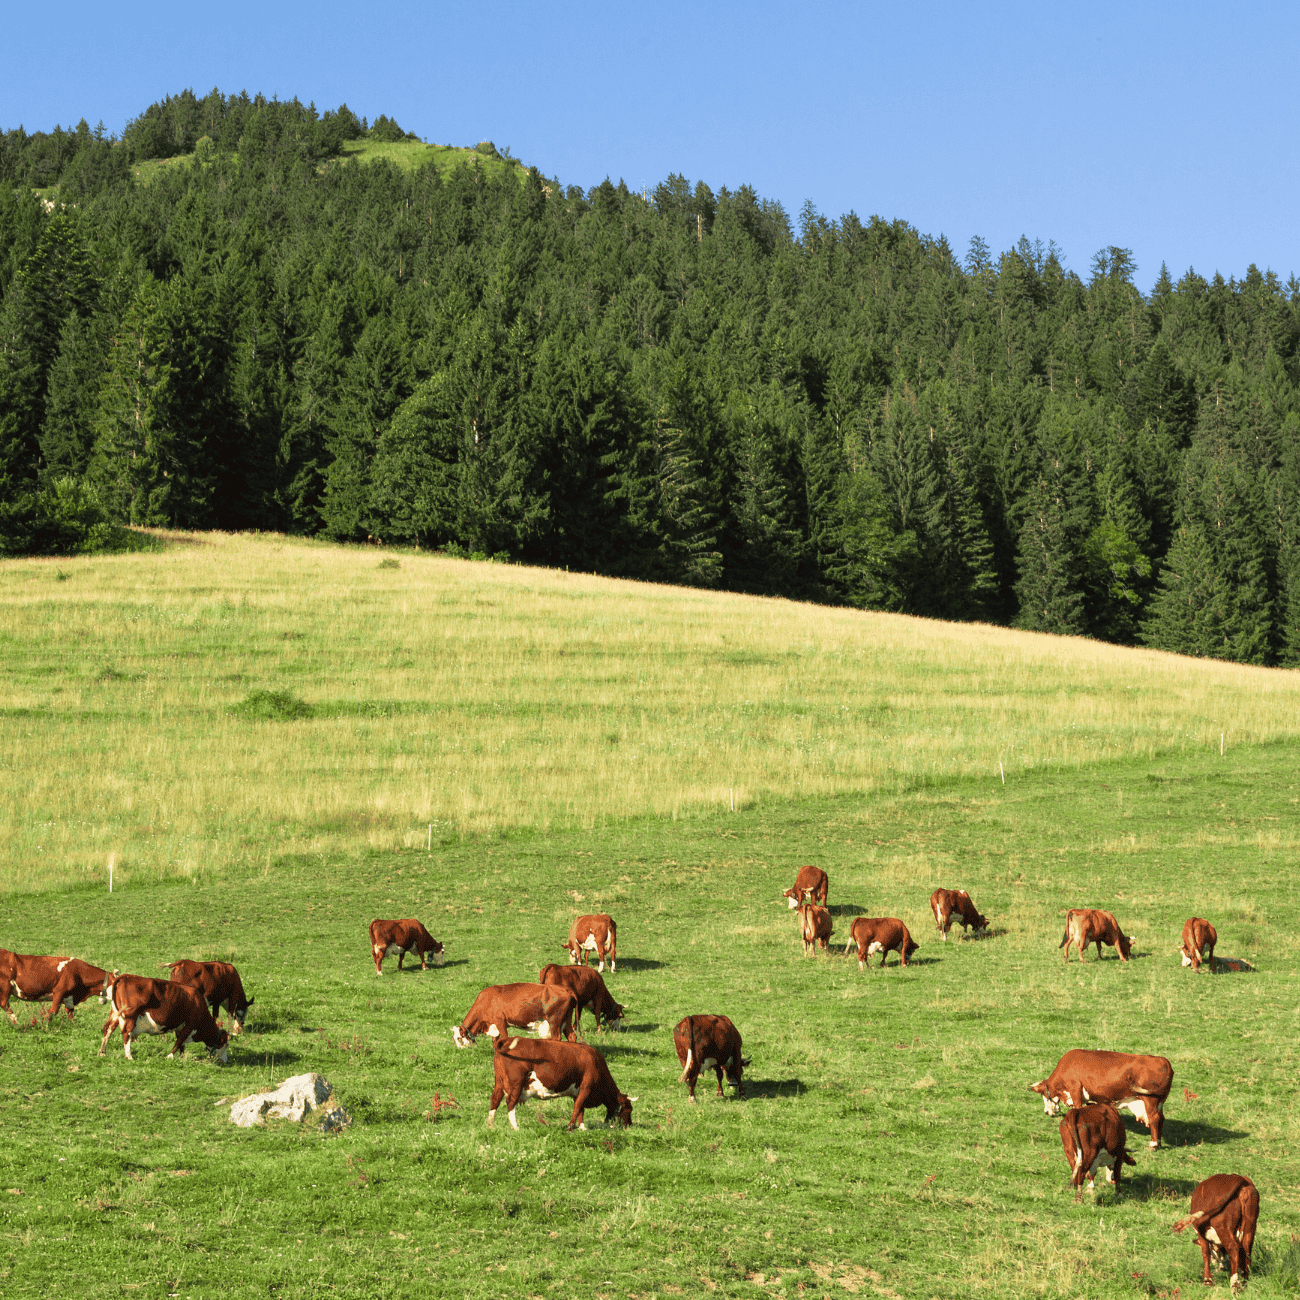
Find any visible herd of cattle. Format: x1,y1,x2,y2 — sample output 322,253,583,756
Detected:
0,872,1257,1290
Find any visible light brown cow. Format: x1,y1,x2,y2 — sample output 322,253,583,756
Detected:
845,918,918,970
0,951,107,1027
563,914,616,972
97,972,230,1062
673,1014,748,1102
369,918,445,974
1173,1174,1259,1292
930,888,989,940
451,982,579,1048
538,963,625,1032
799,903,833,954
783,865,828,910
1059,1102,1136,1200
1031,1049,1173,1148
1059,908,1133,963
1180,917,1217,974
161,960,254,1033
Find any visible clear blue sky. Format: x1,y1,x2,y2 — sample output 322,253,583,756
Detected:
5,0,1296,293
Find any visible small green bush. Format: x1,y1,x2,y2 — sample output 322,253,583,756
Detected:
377,557,400,569
230,689,314,721
0,477,117,557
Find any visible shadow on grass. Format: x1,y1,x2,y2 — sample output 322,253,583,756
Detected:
829,904,867,918
965,926,1009,942
744,1078,808,1099
610,958,666,972
389,959,468,972
591,1042,659,1059
594,1021,659,1035
1123,1173,1201,1201
1161,1118,1249,1146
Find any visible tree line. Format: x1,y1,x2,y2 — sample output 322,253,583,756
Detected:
2,88,1299,666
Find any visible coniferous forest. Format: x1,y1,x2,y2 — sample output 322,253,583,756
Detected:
3,89,1300,666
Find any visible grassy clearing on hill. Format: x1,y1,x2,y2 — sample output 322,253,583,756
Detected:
336,138,527,182
1,532,1297,895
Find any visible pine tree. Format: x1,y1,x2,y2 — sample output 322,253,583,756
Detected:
41,311,109,476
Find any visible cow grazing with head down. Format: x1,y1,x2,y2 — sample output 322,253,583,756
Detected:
451,982,579,1049
783,865,828,910
845,918,918,970
673,1014,748,1102
563,914,616,972
1059,1102,1136,1200
538,964,625,1032
1173,1174,1259,1292
799,903,833,954
487,1036,634,1130
1180,917,1217,974
0,951,107,1027
1060,908,1133,963
97,972,229,1063
930,889,989,941
161,960,254,1034
1031,1049,1173,1148
369,918,444,974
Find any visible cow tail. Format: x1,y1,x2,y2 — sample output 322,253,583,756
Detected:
1066,1109,1082,1164
1058,925,1070,948
680,1016,696,1082
1172,1210,1207,1234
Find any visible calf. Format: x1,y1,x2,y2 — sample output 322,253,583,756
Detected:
1059,1102,1136,1200
1060,908,1133,962
845,918,918,970
799,903,833,954
0,951,107,1027
487,1036,634,1130
369,918,445,974
538,963,626,1032
563,914,616,972
161,960,254,1034
1180,917,1217,974
1031,1048,1173,1148
930,888,989,940
673,1014,748,1101
97,972,229,1063
783,865,828,909
451,982,578,1048
1173,1174,1259,1292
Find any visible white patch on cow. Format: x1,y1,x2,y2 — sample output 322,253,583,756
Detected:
452,1026,474,1048
1206,1227,1222,1246
597,960,607,973
56,960,69,973
867,941,883,956
537,1020,553,1040
525,1071,578,1101
508,1038,519,1050
1081,1085,1092,1103
1123,1097,1150,1127
581,934,598,950
1230,1273,1240,1292
487,1023,501,1038
787,896,799,910
578,1121,587,1130
1042,1095,1061,1116
12,982,23,999
486,1107,497,1126
858,958,865,972
680,1048,693,1082
383,943,401,958
1181,951,1192,966
1088,1150,1116,1182
508,1108,519,1131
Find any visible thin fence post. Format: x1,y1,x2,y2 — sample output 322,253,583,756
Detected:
109,853,114,893
1220,733,1224,757
427,824,432,851
999,762,1005,785
730,788,734,812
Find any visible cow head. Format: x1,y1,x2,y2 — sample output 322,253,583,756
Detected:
1117,933,1134,960
1029,1079,1062,1115
1179,947,1193,966
230,995,254,1035
98,970,120,1005
782,888,800,910
451,1025,476,1049
904,936,920,960
213,1029,231,1065
972,912,990,932
612,1093,634,1128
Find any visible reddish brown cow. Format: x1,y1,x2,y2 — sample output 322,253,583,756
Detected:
97,972,230,1062
673,1014,748,1102
1059,1102,1136,1200
563,914,616,972
1180,917,1218,974
1173,1174,1259,1292
799,903,833,954
369,918,445,974
930,888,989,940
1059,908,1133,963
783,865,828,910
451,982,579,1048
161,960,254,1033
487,1035,634,1130
845,918,918,970
1031,1049,1173,1148
538,963,626,1032
0,951,107,1027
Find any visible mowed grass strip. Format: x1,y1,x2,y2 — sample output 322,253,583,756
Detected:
2,531,1298,893
0,747,1297,1297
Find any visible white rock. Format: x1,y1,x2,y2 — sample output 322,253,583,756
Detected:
229,1072,349,1130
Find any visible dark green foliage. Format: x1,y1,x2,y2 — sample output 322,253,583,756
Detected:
229,688,314,721
0,475,116,556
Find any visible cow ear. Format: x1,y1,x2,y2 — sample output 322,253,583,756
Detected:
246,996,255,1006
626,1096,639,1103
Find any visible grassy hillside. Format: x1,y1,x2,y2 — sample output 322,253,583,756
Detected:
337,137,528,182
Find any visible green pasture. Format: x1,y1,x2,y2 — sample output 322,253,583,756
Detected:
2,742,1298,1298
336,138,528,182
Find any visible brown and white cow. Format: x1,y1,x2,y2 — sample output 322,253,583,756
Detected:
1031,1049,1173,1148
673,1014,748,1102
538,963,626,1032
369,918,445,974
0,951,107,1027
1059,1102,1136,1200
1059,908,1133,963
845,917,918,970
161,960,254,1034
799,903,833,954
563,914,616,972
930,888,989,941
487,1035,635,1131
1172,1174,1259,1293
451,982,579,1049
783,865,828,910
97,972,230,1063
1180,917,1217,974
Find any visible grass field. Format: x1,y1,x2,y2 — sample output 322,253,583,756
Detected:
336,138,528,183
1,535,1299,1298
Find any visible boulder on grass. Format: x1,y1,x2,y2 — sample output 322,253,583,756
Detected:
230,1072,351,1132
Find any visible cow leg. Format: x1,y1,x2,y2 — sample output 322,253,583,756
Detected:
487,1076,506,1126
1195,1234,1215,1285
122,1017,138,1060
167,1029,189,1059
373,946,384,974
0,981,16,1027
98,1014,117,1056
397,949,406,971
569,1084,597,1131
1237,1185,1258,1279
1147,1102,1163,1149
714,1065,725,1098
506,1079,526,1131
607,937,615,973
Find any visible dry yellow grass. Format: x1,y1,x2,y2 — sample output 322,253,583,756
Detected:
2,530,1297,892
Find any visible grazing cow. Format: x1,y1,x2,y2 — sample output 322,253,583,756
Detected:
673,1014,748,1102
369,918,445,974
845,918,918,970
487,1036,634,1131
799,903,833,954
538,963,626,1032
0,951,107,1026
161,960,254,1034
930,888,989,941
783,865,828,909
97,972,229,1063
1059,1102,1136,1200
563,914,616,972
1030,1049,1173,1148
1059,908,1133,963
1173,1174,1259,1292
1180,917,1217,974
451,982,578,1048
